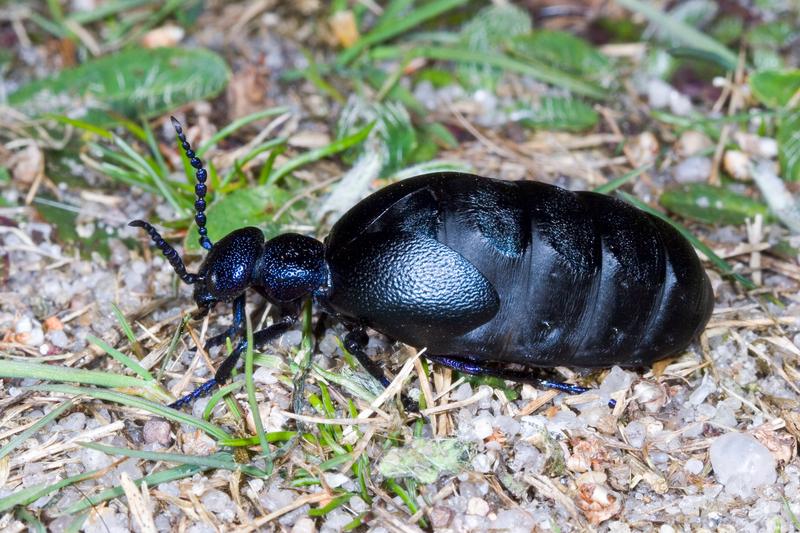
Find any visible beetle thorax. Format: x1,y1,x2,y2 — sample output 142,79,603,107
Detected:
254,233,328,303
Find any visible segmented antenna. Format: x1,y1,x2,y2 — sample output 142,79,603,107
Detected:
170,116,213,251
129,220,198,285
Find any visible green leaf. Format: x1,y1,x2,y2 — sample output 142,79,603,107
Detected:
660,183,771,225
513,97,599,132
183,184,292,253
778,109,800,182
750,70,800,109
379,439,473,484
337,0,467,66
457,3,532,89
747,21,797,50
508,31,611,78
371,45,608,99
9,47,230,125
616,0,737,70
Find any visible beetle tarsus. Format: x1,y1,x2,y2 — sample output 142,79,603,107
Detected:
129,220,199,285
169,378,218,409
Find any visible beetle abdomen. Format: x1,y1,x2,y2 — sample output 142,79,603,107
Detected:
324,173,713,368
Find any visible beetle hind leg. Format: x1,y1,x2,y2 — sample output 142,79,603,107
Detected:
425,355,615,407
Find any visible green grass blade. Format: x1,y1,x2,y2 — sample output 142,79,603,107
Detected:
0,469,99,513
592,165,652,194
87,334,152,381
617,191,756,290
371,45,607,99
244,315,272,473
54,463,207,516
337,0,468,66
79,442,269,477
616,0,738,70
113,136,186,215
203,381,245,420
26,384,231,439
197,106,291,157
267,122,375,185
0,359,152,390
44,114,113,138
0,400,74,460
218,431,298,447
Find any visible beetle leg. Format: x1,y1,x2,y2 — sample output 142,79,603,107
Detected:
344,328,391,387
203,294,246,351
425,355,616,407
169,312,297,410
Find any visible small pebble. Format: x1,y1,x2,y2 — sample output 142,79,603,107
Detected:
143,419,172,446
674,156,712,183
710,432,777,497
292,517,316,533
685,458,704,475
201,489,235,521
467,496,490,516
430,506,453,528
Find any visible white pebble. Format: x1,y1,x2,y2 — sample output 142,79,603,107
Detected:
59,412,86,431
202,489,235,521
689,374,716,405
451,383,473,402
473,416,494,440
467,496,490,516
685,458,704,475
710,432,777,497
291,518,316,533
323,472,350,488
674,156,712,183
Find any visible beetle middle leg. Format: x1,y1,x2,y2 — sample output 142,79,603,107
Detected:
344,327,391,387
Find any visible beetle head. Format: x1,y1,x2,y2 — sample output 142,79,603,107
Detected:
193,227,265,304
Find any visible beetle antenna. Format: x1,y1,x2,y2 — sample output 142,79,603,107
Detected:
129,220,199,285
170,116,213,251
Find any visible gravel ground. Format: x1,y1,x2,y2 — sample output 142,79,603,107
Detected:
2,2,800,532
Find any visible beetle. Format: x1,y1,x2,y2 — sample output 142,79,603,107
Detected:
131,118,714,409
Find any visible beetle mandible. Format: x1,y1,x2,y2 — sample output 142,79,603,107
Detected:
131,118,714,409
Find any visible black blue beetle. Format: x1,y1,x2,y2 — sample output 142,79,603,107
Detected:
131,118,714,409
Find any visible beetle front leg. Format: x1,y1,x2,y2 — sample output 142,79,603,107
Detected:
203,294,246,351
169,311,298,410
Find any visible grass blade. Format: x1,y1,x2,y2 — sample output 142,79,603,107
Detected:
0,400,74,460
80,442,269,477
616,0,737,70
0,469,99,513
371,45,607,99
592,165,651,194
54,463,208,516
26,384,231,440
197,106,291,156
244,315,272,473
337,0,467,66
267,122,375,185
87,334,152,381
0,359,158,392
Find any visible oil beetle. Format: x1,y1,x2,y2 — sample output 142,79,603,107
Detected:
131,118,714,409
